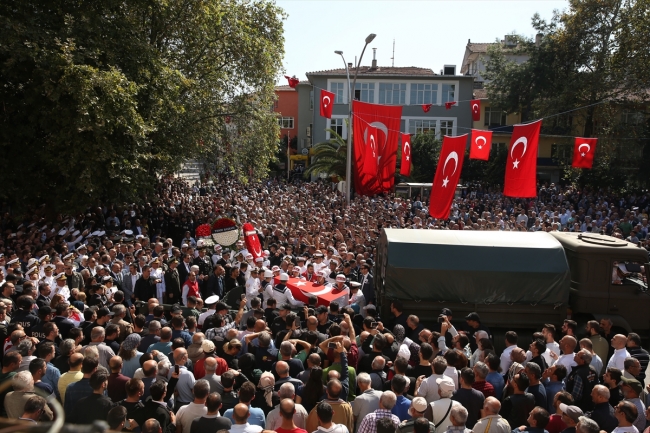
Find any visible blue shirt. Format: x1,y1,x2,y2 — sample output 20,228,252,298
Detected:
486,371,505,401
391,395,412,422
544,381,565,413
172,330,192,348
121,352,143,378
223,406,266,428
146,341,173,356
43,362,61,399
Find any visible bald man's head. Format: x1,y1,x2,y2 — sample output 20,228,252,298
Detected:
109,356,123,372
143,360,158,377
254,320,266,332
142,419,161,433
276,360,289,378
173,348,187,364
192,332,205,344
483,396,501,415
280,398,296,420
204,357,217,373
233,403,250,424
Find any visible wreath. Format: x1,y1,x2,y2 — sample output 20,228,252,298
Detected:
210,217,240,248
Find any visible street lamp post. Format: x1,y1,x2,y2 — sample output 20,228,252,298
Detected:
335,32,376,207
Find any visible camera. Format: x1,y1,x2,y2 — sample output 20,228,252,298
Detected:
328,342,337,349
438,315,446,323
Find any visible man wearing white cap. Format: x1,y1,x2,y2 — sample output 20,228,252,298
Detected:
199,295,219,329
261,270,275,302
52,273,71,301
211,245,222,266
349,282,366,316
269,274,303,307
245,268,262,308
329,275,350,309
425,377,461,432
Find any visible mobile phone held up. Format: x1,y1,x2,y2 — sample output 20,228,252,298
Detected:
175,365,180,374
328,342,337,349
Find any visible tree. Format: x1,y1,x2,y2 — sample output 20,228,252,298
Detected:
409,132,441,183
484,0,649,189
303,129,347,180
0,0,285,213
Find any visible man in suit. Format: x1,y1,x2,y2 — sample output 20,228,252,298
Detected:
134,266,159,302
63,260,85,292
122,264,140,306
110,263,124,292
205,265,225,300
178,253,192,287
359,264,375,305
164,259,181,304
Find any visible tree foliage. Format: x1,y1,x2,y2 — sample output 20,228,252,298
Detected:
303,129,347,180
409,132,441,182
483,0,649,189
0,0,285,212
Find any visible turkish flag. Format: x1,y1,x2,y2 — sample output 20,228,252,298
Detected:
274,277,342,306
242,223,263,260
360,124,379,179
469,129,492,161
400,133,412,176
504,120,542,197
572,137,597,169
470,99,481,121
352,101,403,195
422,104,432,113
284,75,299,88
319,89,335,119
429,134,468,219
445,101,457,110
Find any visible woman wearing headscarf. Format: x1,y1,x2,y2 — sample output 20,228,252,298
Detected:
252,371,278,415
119,333,143,378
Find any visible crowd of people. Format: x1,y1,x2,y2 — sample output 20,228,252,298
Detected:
0,176,648,433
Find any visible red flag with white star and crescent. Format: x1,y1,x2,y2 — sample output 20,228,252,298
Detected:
471,99,481,121
429,134,468,219
319,89,335,119
572,137,597,169
469,129,492,161
504,120,542,197
400,133,412,176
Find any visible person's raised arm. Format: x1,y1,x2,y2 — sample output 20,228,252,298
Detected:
319,335,343,353
234,297,246,324
344,313,356,343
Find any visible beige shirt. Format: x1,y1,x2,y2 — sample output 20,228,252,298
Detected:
58,370,84,404
472,415,511,433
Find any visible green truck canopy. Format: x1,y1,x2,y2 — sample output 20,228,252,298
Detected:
377,229,571,305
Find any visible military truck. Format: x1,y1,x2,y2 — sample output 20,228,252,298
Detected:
375,229,650,335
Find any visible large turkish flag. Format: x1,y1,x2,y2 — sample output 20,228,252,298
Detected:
242,223,263,260
319,89,335,119
504,120,542,197
400,133,412,176
469,129,492,161
429,134,468,219
352,101,402,195
273,277,341,306
572,137,597,169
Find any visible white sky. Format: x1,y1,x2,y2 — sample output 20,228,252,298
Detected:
275,0,568,81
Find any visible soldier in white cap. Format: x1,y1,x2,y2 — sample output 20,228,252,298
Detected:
330,274,350,308
245,268,262,308
269,273,303,307
199,295,219,329
211,244,222,266
40,264,56,289
349,281,366,316
52,273,71,301
261,269,275,302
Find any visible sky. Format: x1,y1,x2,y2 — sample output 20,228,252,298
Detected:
275,0,568,82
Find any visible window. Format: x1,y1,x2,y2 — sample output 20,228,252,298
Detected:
409,120,437,135
484,106,506,127
278,117,294,129
442,84,456,103
492,142,506,154
330,82,345,104
379,83,406,105
329,118,345,139
309,90,314,110
410,83,437,105
551,144,572,164
440,120,454,137
354,83,375,102
622,111,645,125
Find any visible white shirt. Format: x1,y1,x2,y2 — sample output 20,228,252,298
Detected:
553,353,578,375
544,342,561,366
229,423,263,433
175,402,207,433
501,346,515,373
416,373,452,404
444,366,459,390
198,309,215,327
265,403,308,430
245,277,261,307
608,347,631,370
612,426,639,433
329,285,350,309
430,399,462,433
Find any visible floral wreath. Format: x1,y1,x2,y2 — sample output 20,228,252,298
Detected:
195,217,240,249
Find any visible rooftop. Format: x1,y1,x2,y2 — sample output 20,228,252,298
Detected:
307,66,437,77
466,42,491,54
274,85,296,91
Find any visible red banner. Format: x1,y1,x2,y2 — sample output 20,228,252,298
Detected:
400,133,412,176
469,129,492,161
429,134,468,219
471,99,481,121
352,101,403,195
572,137,597,169
273,277,341,306
319,89,335,119
360,124,379,179
242,223,263,260
504,120,542,198
284,75,299,88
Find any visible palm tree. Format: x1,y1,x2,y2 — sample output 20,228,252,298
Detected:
303,129,348,180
